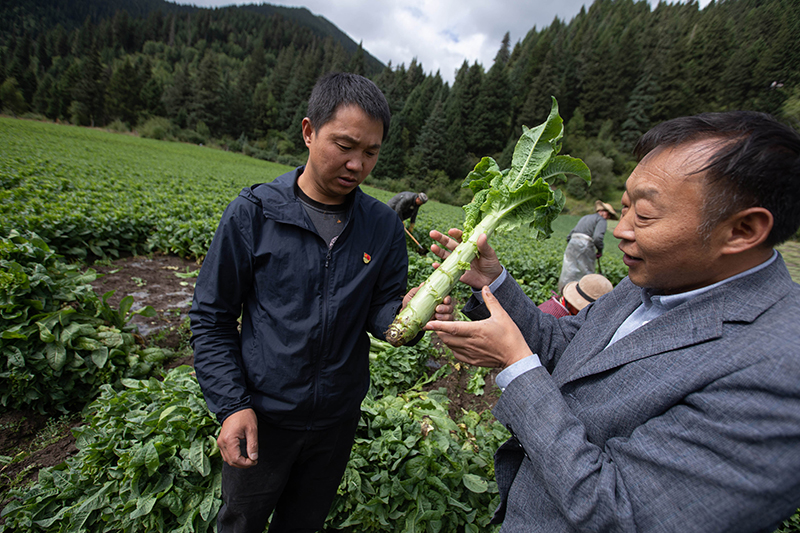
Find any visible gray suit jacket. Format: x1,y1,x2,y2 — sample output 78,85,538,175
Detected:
465,253,800,532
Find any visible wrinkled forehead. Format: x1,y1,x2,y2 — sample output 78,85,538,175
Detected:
630,140,722,191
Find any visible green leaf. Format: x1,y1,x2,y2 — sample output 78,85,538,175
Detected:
462,473,489,493
37,321,57,343
119,295,134,318
5,346,25,367
91,347,109,368
189,438,211,476
540,154,592,187
404,456,427,480
133,305,157,318
130,493,158,519
45,341,67,371
144,442,160,475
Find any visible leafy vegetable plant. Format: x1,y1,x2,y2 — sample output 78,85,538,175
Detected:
385,98,591,346
0,231,165,413
0,366,222,533
327,388,509,532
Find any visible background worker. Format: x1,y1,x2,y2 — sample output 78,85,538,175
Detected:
537,273,613,318
557,200,618,291
190,72,444,533
387,191,428,231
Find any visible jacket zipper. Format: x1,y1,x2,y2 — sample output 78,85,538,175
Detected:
308,215,352,430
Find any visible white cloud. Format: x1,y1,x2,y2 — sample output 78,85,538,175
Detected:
177,0,714,84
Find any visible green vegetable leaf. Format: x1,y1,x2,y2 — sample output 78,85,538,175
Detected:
462,473,489,493
189,438,211,477
45,341,67,371
144,442,160,475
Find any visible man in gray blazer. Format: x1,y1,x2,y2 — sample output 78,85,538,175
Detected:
426,111,800,532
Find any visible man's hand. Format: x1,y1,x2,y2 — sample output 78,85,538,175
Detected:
408,222,415,232
424,286,532,369
429,229,503,289
218,408,259,468
403,285,455,322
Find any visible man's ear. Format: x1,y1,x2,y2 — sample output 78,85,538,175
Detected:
720,207,773,255
301,117,314,147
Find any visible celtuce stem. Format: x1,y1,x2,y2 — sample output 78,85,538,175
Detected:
384,215,497,347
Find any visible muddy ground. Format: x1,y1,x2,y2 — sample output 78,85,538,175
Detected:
0,253,499,500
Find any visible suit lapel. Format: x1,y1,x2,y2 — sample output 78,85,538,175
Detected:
561,297,723,385
554,254,793,387
551,282,640,385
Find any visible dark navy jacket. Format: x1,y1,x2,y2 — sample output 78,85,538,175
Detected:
190,167,409,430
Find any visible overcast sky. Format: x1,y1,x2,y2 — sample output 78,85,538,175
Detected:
173,0,711,85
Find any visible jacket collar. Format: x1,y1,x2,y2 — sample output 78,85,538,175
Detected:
554,253,796,385
240,166,363,226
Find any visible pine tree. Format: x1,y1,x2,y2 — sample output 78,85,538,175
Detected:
280,44,322,135
402,73,444,150
459,62,484,155
411,98,448,186
70,43,106,126
162,63,193,129
105,57,143,126
370,114,408,181
441,61,475,180
243,43,268,93
619,73,658,153
252,79,280,136
470,36,512,155
347,41,366,76
191,51,223,133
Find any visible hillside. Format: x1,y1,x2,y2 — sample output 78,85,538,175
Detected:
0,0,383,71
1,0,798,209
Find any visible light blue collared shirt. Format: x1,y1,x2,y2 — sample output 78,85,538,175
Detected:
494,251,778,391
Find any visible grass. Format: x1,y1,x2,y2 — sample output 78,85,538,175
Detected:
777,241,800,283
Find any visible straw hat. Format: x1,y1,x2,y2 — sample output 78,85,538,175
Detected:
563,274,614,311
594,200,618,220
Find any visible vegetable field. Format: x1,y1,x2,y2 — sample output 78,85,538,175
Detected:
0,116,634,532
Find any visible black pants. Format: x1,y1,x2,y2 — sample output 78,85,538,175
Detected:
217,414,360,533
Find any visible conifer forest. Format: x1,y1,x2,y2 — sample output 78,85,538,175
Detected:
1,0,799,204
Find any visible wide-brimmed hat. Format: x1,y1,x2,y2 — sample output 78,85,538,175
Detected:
594,200,618,220
563,273,613,311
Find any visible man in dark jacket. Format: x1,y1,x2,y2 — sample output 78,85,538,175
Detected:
190,73,446,533
387,191,428,231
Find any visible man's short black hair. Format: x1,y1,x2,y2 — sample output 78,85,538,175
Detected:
306,72,391,141
635,111,800,246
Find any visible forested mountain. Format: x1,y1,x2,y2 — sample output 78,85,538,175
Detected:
1,0,799,205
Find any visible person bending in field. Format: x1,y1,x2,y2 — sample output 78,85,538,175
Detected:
387,191,428,232
426,110,800,532
189,72,450,533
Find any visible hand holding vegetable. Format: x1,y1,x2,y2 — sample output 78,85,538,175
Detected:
384,97,590,347
429,229,503,290
403,285,455,322
424,286,533,369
